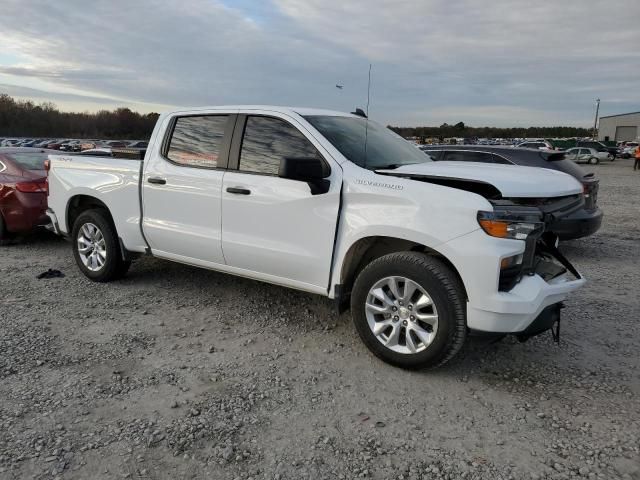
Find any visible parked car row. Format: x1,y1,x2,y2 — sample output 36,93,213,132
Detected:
418,145,602,240
0,137,148,152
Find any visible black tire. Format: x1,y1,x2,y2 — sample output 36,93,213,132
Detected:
71,209,131,282
351,252,466,369
588,157,599,165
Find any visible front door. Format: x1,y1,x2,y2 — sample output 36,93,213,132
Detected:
142,114,235,266
221,114,341,291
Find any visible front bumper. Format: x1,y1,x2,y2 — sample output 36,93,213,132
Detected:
439,229,585,335
551,207,603,240
466,272,584,333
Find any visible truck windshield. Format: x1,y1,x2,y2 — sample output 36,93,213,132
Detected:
303,115,431,170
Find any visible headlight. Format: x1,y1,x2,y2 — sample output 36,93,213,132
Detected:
477,209,544,240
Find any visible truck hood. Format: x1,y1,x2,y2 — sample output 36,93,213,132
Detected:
376,161,583,198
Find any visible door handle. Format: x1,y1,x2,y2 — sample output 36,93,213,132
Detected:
147,177,167,185
226,187,251,195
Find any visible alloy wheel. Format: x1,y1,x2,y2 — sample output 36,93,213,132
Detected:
77,222,107,271
364,276,439,354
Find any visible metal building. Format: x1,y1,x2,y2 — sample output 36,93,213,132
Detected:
598,112,640,142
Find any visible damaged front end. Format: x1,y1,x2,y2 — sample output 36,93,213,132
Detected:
482,194,584,293
377,169,586,341
478,195,584,342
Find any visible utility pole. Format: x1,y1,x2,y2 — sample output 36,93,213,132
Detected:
592,98,600,140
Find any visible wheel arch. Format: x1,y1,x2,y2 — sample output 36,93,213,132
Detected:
337,235,468,303
66,194,115,233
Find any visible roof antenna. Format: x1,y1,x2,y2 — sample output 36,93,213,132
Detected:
364,64,372,169
366,63,371,117
351,64,372,168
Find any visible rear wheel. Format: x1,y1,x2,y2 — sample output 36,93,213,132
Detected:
351,252,466,369
72,209,130,282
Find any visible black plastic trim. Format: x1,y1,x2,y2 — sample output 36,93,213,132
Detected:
137,160,152,255
227,114,246,171
326,181,345,297
226,187,251,195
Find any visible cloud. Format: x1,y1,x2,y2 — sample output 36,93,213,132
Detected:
0,0,638,125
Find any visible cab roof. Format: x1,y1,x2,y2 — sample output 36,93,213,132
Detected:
165,105,358,118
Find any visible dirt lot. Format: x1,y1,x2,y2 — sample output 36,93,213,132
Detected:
1,158,639,480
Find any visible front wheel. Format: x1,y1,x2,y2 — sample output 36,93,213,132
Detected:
72,209,130,282
351,252,466,369
588,157,599,165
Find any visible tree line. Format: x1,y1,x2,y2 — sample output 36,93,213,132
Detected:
0,94,159,139
1,93,593,140
389,121,592,140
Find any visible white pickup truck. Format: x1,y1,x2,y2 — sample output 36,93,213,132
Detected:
46,106,586,369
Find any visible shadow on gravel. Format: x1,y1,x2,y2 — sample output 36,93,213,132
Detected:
2,229,65,247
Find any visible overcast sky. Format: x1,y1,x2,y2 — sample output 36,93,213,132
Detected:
1,0,639,126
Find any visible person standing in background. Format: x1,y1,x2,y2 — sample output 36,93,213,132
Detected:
635,145,640,171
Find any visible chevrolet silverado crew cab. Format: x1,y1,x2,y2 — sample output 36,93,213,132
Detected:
46,106,586,369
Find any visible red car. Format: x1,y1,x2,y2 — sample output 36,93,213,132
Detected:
0,148,53,244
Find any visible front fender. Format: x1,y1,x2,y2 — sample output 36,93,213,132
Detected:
329,165,492,297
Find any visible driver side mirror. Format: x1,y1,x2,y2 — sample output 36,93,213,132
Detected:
279,157,331,195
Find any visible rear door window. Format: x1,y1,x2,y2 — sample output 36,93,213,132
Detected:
166,115,230,168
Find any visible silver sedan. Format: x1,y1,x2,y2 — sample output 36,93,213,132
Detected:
565,147,609,165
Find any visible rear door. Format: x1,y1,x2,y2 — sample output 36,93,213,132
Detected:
142,113,236,266
221,113,341,292
565,148,579,162
579,148,591,162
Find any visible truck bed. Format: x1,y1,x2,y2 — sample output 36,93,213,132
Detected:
46,154,148,253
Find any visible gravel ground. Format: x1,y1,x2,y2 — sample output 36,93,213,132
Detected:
1,158,639,480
